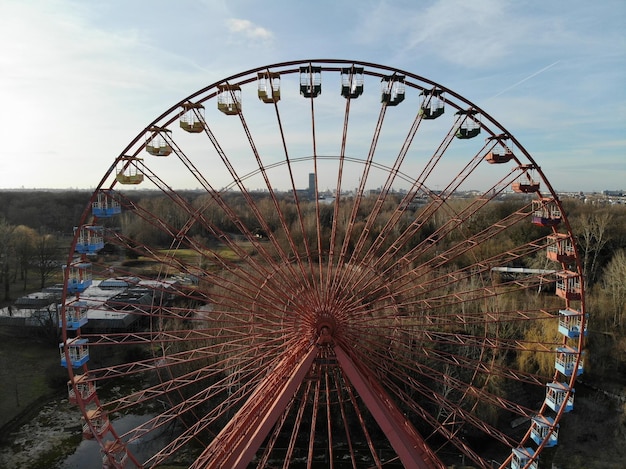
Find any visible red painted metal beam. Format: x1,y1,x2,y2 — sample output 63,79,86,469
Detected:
333,344,445,469
191,342,317,469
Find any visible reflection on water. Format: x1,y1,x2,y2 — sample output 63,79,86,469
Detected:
60,414,164,469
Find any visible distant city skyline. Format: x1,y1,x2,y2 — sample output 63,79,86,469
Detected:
1,0,624,192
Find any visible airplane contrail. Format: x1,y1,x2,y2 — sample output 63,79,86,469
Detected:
488,60,561,99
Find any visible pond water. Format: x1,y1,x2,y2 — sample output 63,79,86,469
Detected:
60,414,164,469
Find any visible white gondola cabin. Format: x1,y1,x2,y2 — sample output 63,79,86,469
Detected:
217,84,242,115
179,102,205,133
559,308,587,338
556,270,581,300
381,75,405,106
60,300,88,329
510,447,538,469
530,415,559,447
82,408,110,439
532,198,561,227
64,262,92,293
116,156,144,185
300,65,322,98
547,233,576,264
257,72,281,103
92,190,121,218
485,135,514,164
145,126,172,156
74,225,104,254
60,337,89,368
455,109,481,139
341,66,364,99
419,89,445,119
545,382,574,413
555,345,584,377
68,374,96,404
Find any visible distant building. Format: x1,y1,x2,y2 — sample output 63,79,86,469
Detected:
309,173,315,195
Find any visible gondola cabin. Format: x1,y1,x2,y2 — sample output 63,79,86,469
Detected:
75,226,104,254
530,415,559,447
300,65,322,98
145,127,172,156
532,198,561,226
558,308,587,338
60,300,88,329
116,156,144,185
555,345,584,377
556,270,581,300
82,408,109,439
381,75,405,106
217,84,242,115
102,440,129,468
545,382,574,413
257,72,281,103
65,262,93,293
60,337,89,368
341,67,364,99
419,89,445,119
68,374,96,404
92,190,121,218
512,180,540,193
179,102,205,133
510,447,538,469
547,233,576,264
455,110,481,139
485,135,514,163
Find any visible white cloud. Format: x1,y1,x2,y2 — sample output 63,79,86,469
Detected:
227,19,274,42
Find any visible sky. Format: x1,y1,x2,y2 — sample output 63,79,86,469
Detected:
0,0,624,192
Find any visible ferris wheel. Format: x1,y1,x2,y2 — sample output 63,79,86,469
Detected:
60,59,586,469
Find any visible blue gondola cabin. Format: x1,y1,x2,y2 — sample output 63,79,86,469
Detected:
75,226,104,254
60,337,89,368
510,447,538,469
555,345,584,377
559,308,587,338
65,262,93,293
530,415,559,447
545,382,574,413
60,300,88,329
92,190,121,218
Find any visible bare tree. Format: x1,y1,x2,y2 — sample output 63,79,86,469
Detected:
602,249,626,329
13,225,37,291
574,211,612,284
35,229,60,289
0,218,16,301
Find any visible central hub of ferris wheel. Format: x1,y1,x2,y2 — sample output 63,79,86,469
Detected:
315,309,338,345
